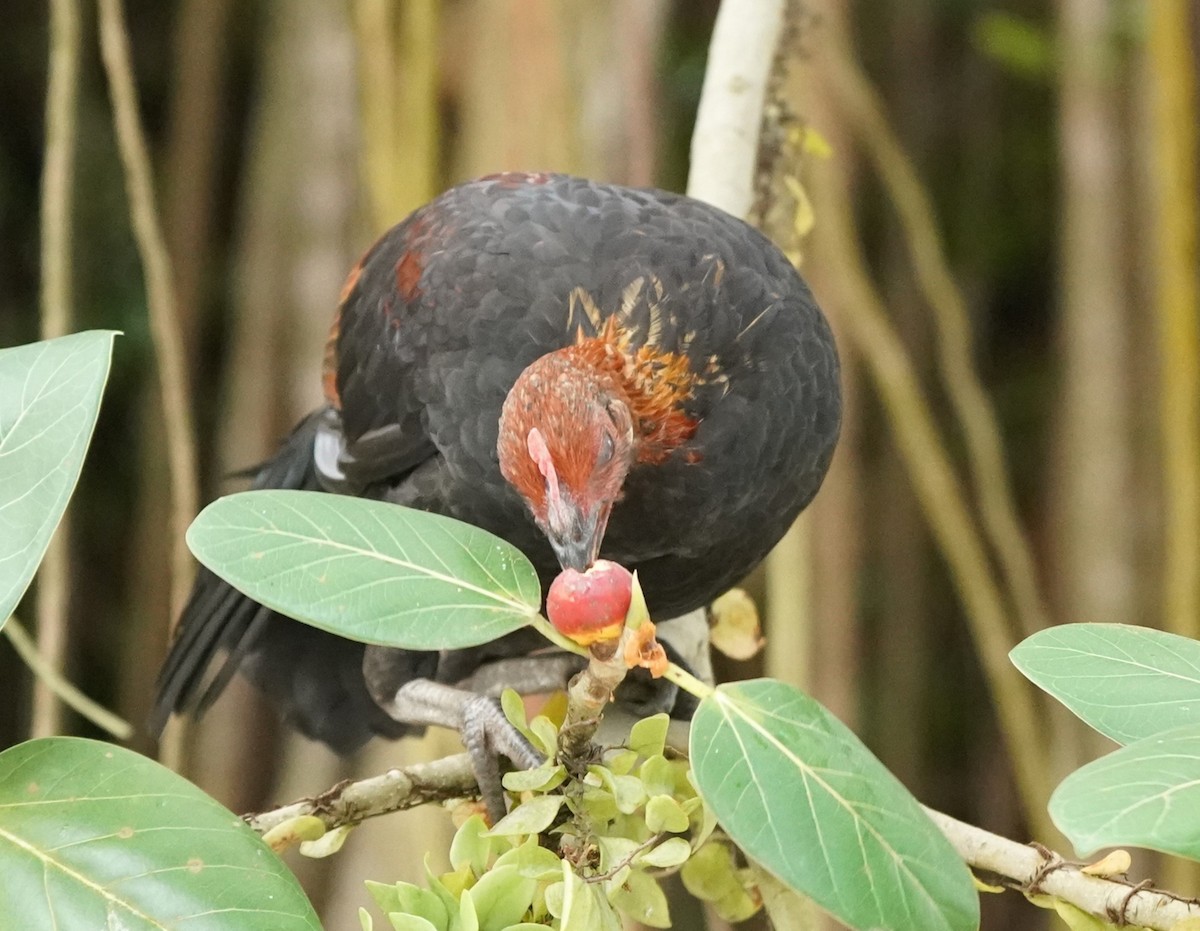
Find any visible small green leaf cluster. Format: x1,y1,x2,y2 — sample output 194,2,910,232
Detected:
360,824,561,931
360,706,758,930
1014,624,1200,860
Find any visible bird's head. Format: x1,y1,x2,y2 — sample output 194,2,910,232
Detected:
498,351,636,571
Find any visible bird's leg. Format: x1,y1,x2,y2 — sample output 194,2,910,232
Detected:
456,653,584,697
373,677,542,823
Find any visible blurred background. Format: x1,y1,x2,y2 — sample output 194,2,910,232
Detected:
2,0,1197,928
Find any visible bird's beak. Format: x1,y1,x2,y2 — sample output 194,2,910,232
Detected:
547,497,611,572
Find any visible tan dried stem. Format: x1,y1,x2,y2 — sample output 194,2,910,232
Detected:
97,0,199,619
6,617,132,740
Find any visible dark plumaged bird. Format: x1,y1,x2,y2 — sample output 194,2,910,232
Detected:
152,172,841,758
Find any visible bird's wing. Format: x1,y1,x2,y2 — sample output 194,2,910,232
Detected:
317,216,442,491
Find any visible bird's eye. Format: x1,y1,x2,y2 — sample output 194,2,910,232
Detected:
596,432,615,468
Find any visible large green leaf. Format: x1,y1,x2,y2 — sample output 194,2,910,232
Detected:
690,680,978,931
187,489,542,649
1011,624,1200,745
0,331,116,629
1049,724,1200,859
0,737,320,929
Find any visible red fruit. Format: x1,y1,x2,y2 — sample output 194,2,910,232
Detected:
546,560,634,646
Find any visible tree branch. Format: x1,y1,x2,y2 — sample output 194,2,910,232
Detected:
244,757,1200,929
558,637,631,767
687,0,784,217
926,807,1200,930
245,753,479,835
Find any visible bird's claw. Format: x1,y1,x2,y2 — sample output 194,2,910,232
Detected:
372,678,543,823
459,694,542,822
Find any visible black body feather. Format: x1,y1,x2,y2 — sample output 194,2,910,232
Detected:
153,173,841,751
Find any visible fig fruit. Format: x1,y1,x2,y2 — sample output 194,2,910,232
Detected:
546,559,633,646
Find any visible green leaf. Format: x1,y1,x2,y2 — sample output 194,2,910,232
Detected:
456,886,480,931
487,795,564,837
366,880,404,914
387,915,438,931
450,814,494,876
577,785,619,823
544,880,565,919
1049,724,1200,859
637,837,691,869
1011,624,1200,745
595,836,640,879
261,814,327,851
500,689,534,742
628,714,669,758
187,490,541,649
299,822,353,857
680,841,742,903
559,862,621,931
1046,897,1117,931
639,754,678,798
423,859,461,925
502,762,566,793
644,795,689,834
587,767,646,815
0,736,320,929
603,748,638,776
690,680,979,931
528,715,559,757
712,884,762,924
608,869,670,928
0,331,116,629
468,864,537,931
492,838,563,881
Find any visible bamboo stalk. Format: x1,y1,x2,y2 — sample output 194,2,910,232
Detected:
826,47,1054,642
30,0,82,739
1147,1,1200,640
97,0,200,622
807,131,1054,837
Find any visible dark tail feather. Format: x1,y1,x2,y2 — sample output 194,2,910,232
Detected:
150,412,324,737
152,410,418,753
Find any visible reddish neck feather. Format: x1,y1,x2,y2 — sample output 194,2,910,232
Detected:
566,321,698,465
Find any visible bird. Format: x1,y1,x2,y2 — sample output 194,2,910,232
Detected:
152,172,841,764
